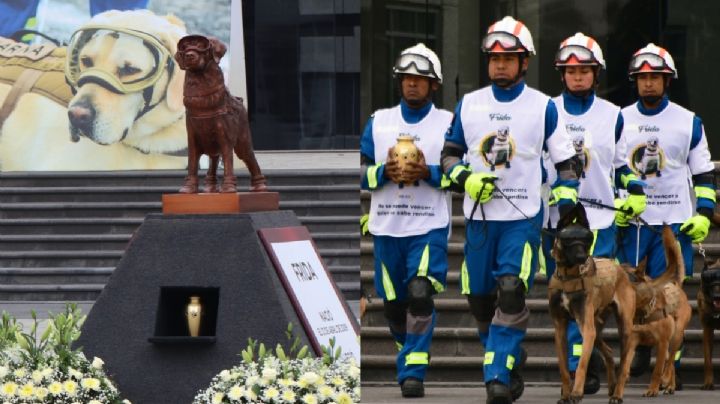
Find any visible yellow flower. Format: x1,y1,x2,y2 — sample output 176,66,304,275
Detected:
331,377,346,387
318,385,334,399
227,385,244,400
63,380,78,396
13,368,26,378
302,393,318,404
335,391,353,404
281,389,296,402
278,378,293,388
264,387,280,400
1,382,18,397
35,386,49,399
81,377,101,391
212,392,224,404
48,382,63,395
18,383,34,398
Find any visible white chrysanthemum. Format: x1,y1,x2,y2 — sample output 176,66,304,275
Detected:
281,389,296,402
68,368,83,380
318,385,334,400
12,368,26,378
18,383,34,398
212,392,224,404
48,382,63,395
335,391,353,404
263,386,280,401
245,375,259,387
331,377,346,387
81,377,101,391
34,386,49,399
348,365,360,379
89,400,103,404
63,380,78,396
245,389,258,401
302,393,319,404
262,367,278,381
1,382,18,397
92,357,105,369
219,370,231,382
122,400,132,404
31,370,43,383
227,385,244,400
0,366,7,378
41,368,53,378
299,372,320,388
278,378,294,388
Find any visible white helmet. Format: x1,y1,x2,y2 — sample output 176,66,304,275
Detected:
393,43,443,84
628,43,677,79
482,16,535,55
555,32,605,69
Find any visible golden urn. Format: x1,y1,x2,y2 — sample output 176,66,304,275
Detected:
392,135,420,184
186,296,202,337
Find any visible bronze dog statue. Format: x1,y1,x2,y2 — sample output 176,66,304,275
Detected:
175,35,266,193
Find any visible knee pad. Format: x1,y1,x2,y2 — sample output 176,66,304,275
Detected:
407,277,435,316
467,294,496,323
497,275,526,314
383,300,407,328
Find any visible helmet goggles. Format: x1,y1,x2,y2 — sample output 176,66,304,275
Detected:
482,32,526,53
555,45,599,66
393,53,438,79
629,53,674,76
65,25,172,94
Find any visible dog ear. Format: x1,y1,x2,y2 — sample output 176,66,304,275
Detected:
636,257,648,276
174,51,186,70
575,202,589,228
209,37,226,64
152,18,188,111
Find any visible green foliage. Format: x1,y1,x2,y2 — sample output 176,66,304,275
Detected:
240,322,313,364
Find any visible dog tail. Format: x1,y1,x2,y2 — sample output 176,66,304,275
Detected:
657,224,684,286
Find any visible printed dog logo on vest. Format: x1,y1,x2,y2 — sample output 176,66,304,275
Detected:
572,136,590,178
630,136,665,179
479,126,515,171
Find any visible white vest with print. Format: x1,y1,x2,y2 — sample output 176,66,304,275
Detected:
621,101,694,225
460,86,550,221
369,104,453,237
547,96,620,229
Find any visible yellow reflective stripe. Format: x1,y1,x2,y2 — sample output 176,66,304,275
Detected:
395,341,403,351
441,174,452,189
589,230,598,255
367,164,382,189
381,262,396,301
519,242,532,291
552,186,577,203
538,246,546,277
449,164,469,182
418,244,430,277
484,351,495,365
572,344,583,357
405,352,429,365
675,350,681,361
461,259,470,295
426,275,445,293
695,186,717,202
506,355,515,370
621,172,639,188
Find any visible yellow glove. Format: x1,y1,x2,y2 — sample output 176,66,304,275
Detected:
614,198,630,227
621,193,646,217
680,215,711,243
464,173,498,203
360,214,370,236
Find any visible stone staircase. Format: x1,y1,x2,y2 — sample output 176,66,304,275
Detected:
0,170,360,306
361,189,720,385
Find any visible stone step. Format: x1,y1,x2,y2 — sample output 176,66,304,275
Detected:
0,184,359,203
362,298,709,330
360,354,720,383
0,169,357,188
0,267,114,284
360,270,706,300
0,200,360,218
361,241,718,273
0,215,359,235
361,326,720,359
0,231,359,251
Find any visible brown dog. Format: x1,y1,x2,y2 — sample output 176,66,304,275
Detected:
548,203,636,404
620,225,691,396
175,35,266,193
699,258,720,390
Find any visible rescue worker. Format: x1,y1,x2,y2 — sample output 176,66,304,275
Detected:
618,43,715,385
441,16,580,403
541,32,646,394
360,43,453,398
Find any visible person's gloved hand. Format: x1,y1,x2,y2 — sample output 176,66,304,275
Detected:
614,198,630,227
680,215,711,243
464,173,498,203
621,193,646,218
360,214,369,236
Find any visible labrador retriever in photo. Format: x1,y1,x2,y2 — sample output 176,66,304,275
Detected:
0,9,189,170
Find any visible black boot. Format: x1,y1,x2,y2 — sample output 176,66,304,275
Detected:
486,381,513,404
630,345,651,377
510,347,527,401
584,348,602,395
401,377,424,398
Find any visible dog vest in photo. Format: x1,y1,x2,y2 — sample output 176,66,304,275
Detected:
460,85,574,221
546,95,621,230
369,104,452,237
622,101,696,225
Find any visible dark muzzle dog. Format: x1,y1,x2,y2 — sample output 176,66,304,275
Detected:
699,262,720,389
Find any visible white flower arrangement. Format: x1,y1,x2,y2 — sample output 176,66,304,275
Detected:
193,325,360,404
0,304,130,404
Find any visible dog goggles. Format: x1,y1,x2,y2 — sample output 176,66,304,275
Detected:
557,225,594,246
394,53,437,76
65,25,173,94
555,45,599,66
482,32,526,53
628,53,674,76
